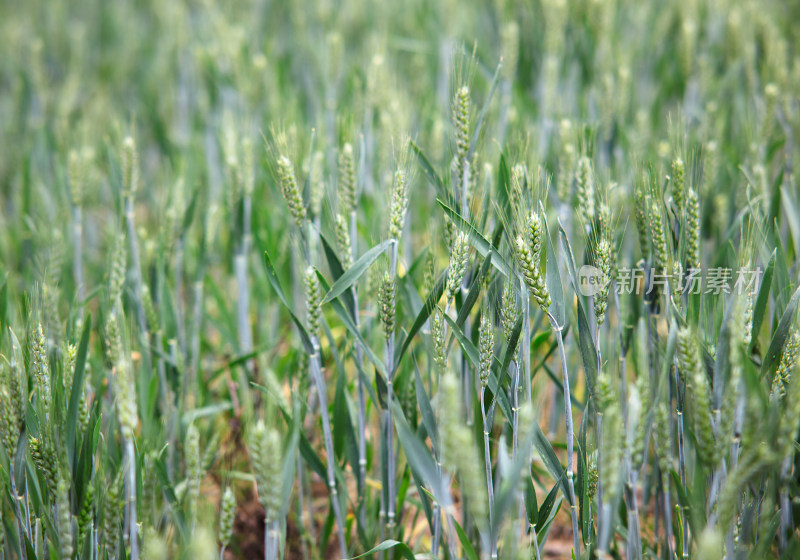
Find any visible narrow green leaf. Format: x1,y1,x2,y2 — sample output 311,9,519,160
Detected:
182,402,233,425
320,232,356,317
391,401,447,507
714,299,737,406
180,188,199,235
0,276,7,328
438,199,513,277
749,249,776,353
781,185,800,253
67,314,91,470
410,139,448,201
414,359,437,447
333,363,357,468
210,345,269,378
280,428,300,517
558,221,582,307
536,482,561,529
455,251,492,328
444,314,479,369
345,540,416,560
454,518,480,560
531,420,570,505
576,301,598,399
498,314,523,376
263,251,313,353
537,496,564,548
497,153,511,215
395,269,447,372
524,476,538,525
315,268,386,375
491,442,532,541
323,239,393,304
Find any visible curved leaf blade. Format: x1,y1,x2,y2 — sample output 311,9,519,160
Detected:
263,251,313,353
438,199,512,277
323,239,393,304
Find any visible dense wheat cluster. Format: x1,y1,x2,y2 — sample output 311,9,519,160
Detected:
0,0,799,559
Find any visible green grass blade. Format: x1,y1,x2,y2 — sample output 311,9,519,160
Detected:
438,199,513,277
453,518,480,560
414,358,437,447
749,249,776,353
345,540,416,560
455,251,492,328
322,239,392,304
394,268,447,372
410,139,448,201
66,314,91,470
316,269,386,376
531,420,570,505
263,250,314,354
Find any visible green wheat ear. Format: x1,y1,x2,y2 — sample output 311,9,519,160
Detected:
478,313,493,388
0,349,24,460
576,156,595,225
597,368,623,517
115,354,138,440
653,401,672,479
514,235,550,311
777,333,800,456
335,214,353,270
108,232,127,304
122,136,139,197
304,267,321,338
309,150,325,221
716,302,744,465
453,86,471,189
695,528,723,559
633,178,649,257
378,272,396,340
250,421,283,522
686,187,700,270
31,323,52,416
438,370,487,529
389,168,409,241
557,121,576,204
338,143,357,216
593,238,612,325
678,327,714,465
431,309,446,375
526,209,543,263
219,486,236,548
0,493,4,551
142,527,168,560
277,155,307,228
185,424,202,523
501,278,518,342
771,330,800,401
57,477,74,559
671,158,686,211
446,232,470,301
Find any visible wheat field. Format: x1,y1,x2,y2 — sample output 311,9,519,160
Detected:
0,0,799,559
